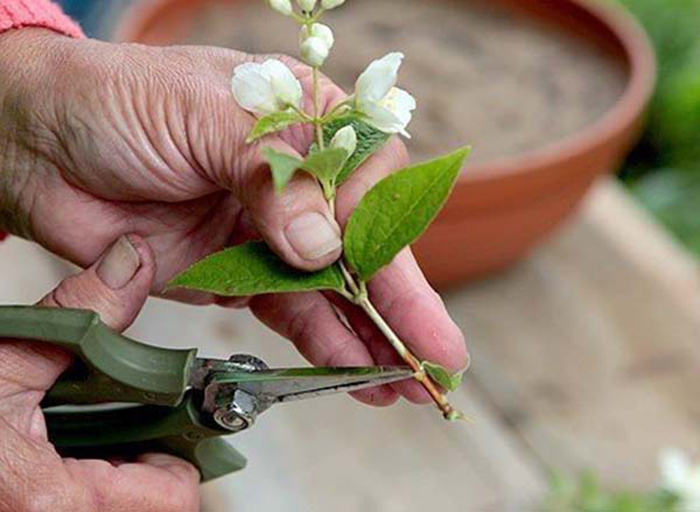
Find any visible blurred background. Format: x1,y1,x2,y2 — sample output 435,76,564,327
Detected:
2,0,699,510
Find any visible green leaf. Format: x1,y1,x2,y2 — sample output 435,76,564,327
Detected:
247,111,302,143
263,147,303,193
422,362,465,392
323,116,391,185
263,146,349,195
344,147,471,281
169,242,345,296
446,410,469,422
302,147,349,183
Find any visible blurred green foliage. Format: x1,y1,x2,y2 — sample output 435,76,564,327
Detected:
617,0,700,254
543,472,680,512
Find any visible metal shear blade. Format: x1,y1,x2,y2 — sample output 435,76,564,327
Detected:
214,366,415,403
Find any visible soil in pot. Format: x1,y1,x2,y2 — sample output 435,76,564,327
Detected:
185,0,628,164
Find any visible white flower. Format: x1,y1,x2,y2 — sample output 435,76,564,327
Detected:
268,0,293,16
297,0,317,11
301,37,330,67
660,448,700,511
301,23,334,50
330,126,357,155
322,0,345,9
354,52,416,138
232,60,302,117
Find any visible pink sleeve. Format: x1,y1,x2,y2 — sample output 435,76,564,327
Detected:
0,0,84,38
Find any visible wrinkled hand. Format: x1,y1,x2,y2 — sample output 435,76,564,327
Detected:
0,29,467,405
0,236,200,512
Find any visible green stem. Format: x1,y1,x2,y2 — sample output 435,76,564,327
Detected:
320,99,354,123
356,291,455,418
339,260,360,297
308,51,455,419
313,67,324,151
311,7,326,22
289,104,313,122
328,212,454,417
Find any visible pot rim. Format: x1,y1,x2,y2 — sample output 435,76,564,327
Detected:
116,0,656,185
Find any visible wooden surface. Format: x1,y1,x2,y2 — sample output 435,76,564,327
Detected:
2,178,700,511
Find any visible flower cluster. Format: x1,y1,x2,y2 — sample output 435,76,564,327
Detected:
185,0,469,421
231,0,416,138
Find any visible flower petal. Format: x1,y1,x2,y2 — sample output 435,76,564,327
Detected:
361,102,406,136
268,0,293,16
262,59,303,109
301,36,331,67
322,0,345,8
355,52,404,104
297,0,317,11
310,23,335,49
358,87,416,138
232,62,278,117
380,87,416,129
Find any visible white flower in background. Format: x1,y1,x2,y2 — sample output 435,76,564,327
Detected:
232,60,302,117
321,0,346,9
354,52,417,138
301,23,334,50
660,448,700,510
330,125,357,155
268,0,293,16
297,0,317,11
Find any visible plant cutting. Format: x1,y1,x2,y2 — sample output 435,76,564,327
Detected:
169,0,470,420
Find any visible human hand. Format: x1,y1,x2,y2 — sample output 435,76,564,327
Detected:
0,29,467,406
0,235,200,512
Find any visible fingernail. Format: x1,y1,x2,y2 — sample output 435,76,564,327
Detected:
285,212,342,261
96,236,141,290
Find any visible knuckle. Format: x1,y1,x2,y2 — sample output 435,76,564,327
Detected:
50,274,102,309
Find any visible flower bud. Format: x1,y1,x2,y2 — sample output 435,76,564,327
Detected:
300,23,334,50
301,36,330,67
322,0,345,8
297,0,317,11
268,0,293,16
330,126,357,155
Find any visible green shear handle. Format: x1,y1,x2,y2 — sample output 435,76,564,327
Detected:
0,306,246,481
0,306,194,406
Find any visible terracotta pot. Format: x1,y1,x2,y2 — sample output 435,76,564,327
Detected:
117,0,655,290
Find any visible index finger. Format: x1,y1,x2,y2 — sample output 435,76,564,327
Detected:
64,453,201,512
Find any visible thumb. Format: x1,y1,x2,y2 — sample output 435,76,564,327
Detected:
228,135,344,272
38,234,155,332
0,235,155,401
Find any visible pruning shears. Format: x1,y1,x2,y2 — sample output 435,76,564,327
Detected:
0,306,413,481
